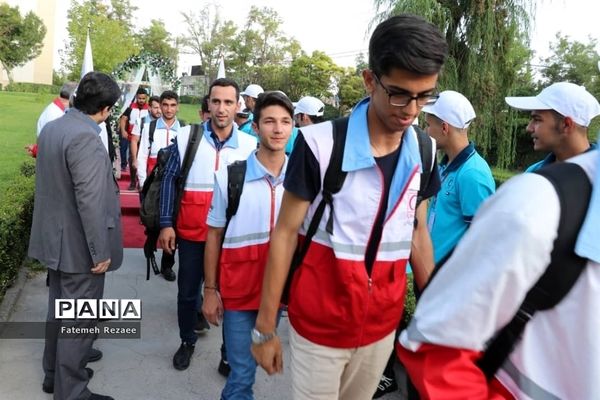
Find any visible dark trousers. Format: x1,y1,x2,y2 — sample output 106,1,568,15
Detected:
119,136,129,170
177,238,205,344
44,269,105,400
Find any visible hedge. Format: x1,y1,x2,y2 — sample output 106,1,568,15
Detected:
0,163,35,301
3,82,60,95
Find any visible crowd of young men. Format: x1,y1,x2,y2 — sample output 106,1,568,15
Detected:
27,11,600,400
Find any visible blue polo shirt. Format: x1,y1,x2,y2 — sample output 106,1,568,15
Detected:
526,143,598,172
428,143,495,264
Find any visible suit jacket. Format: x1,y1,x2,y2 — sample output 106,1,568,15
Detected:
28,108,123,273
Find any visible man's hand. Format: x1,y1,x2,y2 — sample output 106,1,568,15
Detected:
91,258,111,274
159,227,176,254
202,289,223,326
251,336,283,375
25,144,37,158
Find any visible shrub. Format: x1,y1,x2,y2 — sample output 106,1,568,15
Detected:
179,95,202,105
0,165,35,301
4,82,60,95
492,167,517,187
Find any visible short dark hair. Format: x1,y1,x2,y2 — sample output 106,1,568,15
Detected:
136,87,148,96
59,82,77,99
307,114,325,124
160,90,179,103
369,14,448,77
253,91,294,125
148,95,160,106
73,72,120,115
201,94,210,113
209,78,240,100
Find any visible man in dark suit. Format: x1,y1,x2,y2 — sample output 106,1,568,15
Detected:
28,71,123,400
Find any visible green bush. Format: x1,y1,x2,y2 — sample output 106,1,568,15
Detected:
492,167,517,187
0,166,35,301
179,95,202,105
4,82,60,95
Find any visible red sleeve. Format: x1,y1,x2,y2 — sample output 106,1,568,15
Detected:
396,342,514,400
31,144,38,158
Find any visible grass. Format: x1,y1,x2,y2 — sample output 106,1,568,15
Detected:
178,103,202,126
0,92,54,195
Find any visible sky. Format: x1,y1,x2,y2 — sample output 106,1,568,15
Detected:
53,0,600,75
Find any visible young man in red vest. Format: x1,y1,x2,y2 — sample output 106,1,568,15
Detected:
203,91,294,399
252,14,447,399
158,78,257,371
119,87,149,190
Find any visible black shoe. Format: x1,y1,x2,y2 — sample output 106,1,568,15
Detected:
161,266,176,281
218,358,231,377
173,342,195,370
89,394,114,400
372,373,398,399
194,312,210,334
42,367,94,394
87,347,103,362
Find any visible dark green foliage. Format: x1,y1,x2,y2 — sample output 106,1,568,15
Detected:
4,82,60,95
0,166,35,301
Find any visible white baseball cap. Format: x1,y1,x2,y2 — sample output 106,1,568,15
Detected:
294,96,325,117
241,84,264,99
505,82,600,127
422,90,476,129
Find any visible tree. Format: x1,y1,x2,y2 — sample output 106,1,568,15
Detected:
229,6,302,88
181,4,237,83
286,51,344,100
62,0,138,79
0,4,46,83
338,67,367,113
372,0,535,168
137,19,178,60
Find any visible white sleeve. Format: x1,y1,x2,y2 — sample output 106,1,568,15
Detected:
401,173,561,352
136,123,150,186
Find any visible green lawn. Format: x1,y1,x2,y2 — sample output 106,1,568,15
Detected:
0,92,54,195
178,103,202,126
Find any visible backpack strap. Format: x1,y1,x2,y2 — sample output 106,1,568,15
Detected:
477,162,592,379
173,124,203,221
225,160,248,235
282,117,349,303
415,125,433,206
148,119,158,149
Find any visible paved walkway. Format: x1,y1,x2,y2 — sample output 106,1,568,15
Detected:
0,249,407,400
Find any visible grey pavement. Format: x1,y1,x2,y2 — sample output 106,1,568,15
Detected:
0,249,407,400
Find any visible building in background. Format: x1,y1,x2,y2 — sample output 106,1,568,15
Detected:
0,0,56,87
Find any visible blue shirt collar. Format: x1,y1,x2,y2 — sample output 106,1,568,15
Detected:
202,120,240,149
245,151,288,184
70,108,101,134
342,97,422,218
440,142,476,176
156,117,181,131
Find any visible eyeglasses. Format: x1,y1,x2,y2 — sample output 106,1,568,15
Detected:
373,74,438,107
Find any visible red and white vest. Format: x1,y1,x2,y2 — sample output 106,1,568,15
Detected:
175,127,257,241
288,121,422,349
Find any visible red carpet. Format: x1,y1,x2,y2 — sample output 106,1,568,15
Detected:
118,171,145,248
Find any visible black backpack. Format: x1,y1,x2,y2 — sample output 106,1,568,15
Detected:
477,162,592,379
139,123,202,233
280,118,434,303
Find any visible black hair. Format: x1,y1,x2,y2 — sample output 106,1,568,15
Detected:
369,14,448,77
209,78,240,100
201,94,210,113
148,95,160,105
73,72,121,115
59,82,77,99
308,114,325,124
136,87,148,96
253,91,294,125
160,90,179,103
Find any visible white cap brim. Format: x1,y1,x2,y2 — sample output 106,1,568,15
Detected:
505,96,552,111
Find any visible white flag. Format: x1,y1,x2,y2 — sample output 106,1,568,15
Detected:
81,31,94,78
217,57,226,79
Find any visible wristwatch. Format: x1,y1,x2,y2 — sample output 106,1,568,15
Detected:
251,328,277,345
